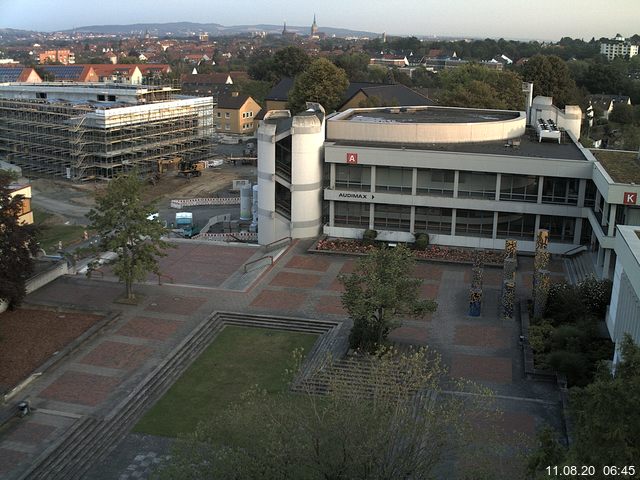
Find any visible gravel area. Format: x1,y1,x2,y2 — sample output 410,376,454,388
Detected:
0,308,103,393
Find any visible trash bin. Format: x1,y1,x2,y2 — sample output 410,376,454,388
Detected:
17,401,30,418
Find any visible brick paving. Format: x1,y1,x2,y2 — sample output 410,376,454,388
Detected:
450,354,513,384
270,271,322,289
39,371,121,406
0,448,26,476
249,289,307,311
389,324,430,344
144,295,207,316
454,324,511,349
286,255,331,272
414,263,443,281
3,422,57,444
464,268,504,286
116,317,184,341
314,295,345,315
420,283,439,299
79,341,154,371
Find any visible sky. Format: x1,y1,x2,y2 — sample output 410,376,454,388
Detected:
1,0,639,41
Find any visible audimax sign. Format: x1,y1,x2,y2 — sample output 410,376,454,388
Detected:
337,192,374,199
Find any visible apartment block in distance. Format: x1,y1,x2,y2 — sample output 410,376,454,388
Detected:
38,49,75,65
600,34,639,60
0,83,213,180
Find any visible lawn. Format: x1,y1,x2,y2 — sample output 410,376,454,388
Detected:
134,326,318,438
33,209,86,253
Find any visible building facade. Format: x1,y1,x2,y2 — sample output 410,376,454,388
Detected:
0,83,213,180
600,35,639,60
257,98,640,280
214,93,261,135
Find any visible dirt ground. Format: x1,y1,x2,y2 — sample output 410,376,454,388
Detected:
0,309,104,393
29,162,256,226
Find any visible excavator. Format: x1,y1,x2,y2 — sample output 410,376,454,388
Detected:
177,159,206,178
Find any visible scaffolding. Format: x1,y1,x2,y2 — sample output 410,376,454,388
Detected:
0,89,214,180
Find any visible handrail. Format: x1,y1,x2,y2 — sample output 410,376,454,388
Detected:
561,244,587,258
243,255,273,273
263,236,292,253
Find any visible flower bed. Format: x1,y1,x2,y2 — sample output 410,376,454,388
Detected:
314,238,504,265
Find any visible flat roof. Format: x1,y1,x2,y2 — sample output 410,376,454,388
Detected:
590,149,640,184
331,131,587,161
338,106,520,124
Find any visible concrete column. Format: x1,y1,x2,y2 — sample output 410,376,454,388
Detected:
537,176,544,204
577,179,586,208
608,204,617,236
602,201,609,227
574,217,583,245
492,211,498,239
603,249,612,278
495,173,501,201
329,200,335,227
412,167,417,196
451,209,457,236
410,205,416,233
595,190,602,212
369,203,374,229
370,165,376,193
329,163,335,189
453,170,460,198
534,214,541,235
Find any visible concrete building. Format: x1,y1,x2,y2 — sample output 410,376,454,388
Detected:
38,49,75,65
0,83,213,180
600,34,639,61
214,93,261,135
607,225,640,364
257,96,640,280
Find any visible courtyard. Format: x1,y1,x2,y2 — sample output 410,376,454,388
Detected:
0,239,566,479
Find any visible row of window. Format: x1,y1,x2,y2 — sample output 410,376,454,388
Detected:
333,202,576,242
334,165,581,205
213,123,255,131
215,111,256,119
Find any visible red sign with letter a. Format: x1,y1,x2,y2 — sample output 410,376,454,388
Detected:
623,192,637,205
346,152,358,164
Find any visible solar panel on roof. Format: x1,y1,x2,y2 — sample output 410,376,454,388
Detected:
0,68,23,82
41,65,84,80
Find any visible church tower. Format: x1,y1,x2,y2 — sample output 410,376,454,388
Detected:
311,14,318,37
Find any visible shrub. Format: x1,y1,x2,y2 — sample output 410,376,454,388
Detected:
529,319,555,354
414,233,430,250
545,283,587,325
577,275,612,319
546,350,590,386
362,229,378,245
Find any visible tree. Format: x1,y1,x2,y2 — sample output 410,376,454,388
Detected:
87,174,169,300
519,55,580,107
287,58,349,113
0,173,39,310
158,347,513,480
340,245,437,352
333,52,370,82
609,103,634,124
438,64,524,110
272,46,310,79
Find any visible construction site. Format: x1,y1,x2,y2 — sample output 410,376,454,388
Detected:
0,83,214,180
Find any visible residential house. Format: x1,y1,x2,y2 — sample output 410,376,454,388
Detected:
8,183,33,225
338,83,433,110
0,66,42,83
38,65,98,82
214,92,261,135
587,94,632,120
38,49,75,65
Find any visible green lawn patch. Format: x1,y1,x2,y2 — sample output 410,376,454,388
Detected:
33,208,86,252
134,326,317,438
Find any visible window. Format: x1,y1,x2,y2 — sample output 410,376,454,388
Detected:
225,123,230,130
539,215,575,243
249,111,254,117
496,213,536,240
108,95,116,102
374,204,411,231
375,167,412,194
457,172,496,199
225,112,230,119
97,94,106,101
414,207,452,234
36,92,47,99
334,201,370,228
335,165,371,191
541,177,579,205
216,112,221,118
500,174,539,202
416,169,454,197
455,209,494,237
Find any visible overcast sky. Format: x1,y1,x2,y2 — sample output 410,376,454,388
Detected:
2,0,639,41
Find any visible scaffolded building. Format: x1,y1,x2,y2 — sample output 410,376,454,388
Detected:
0,83,213,180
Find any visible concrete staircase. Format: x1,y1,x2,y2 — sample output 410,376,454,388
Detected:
563,252,596,285
17,312,346,480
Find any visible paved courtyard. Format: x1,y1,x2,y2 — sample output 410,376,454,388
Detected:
0,240,566,479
